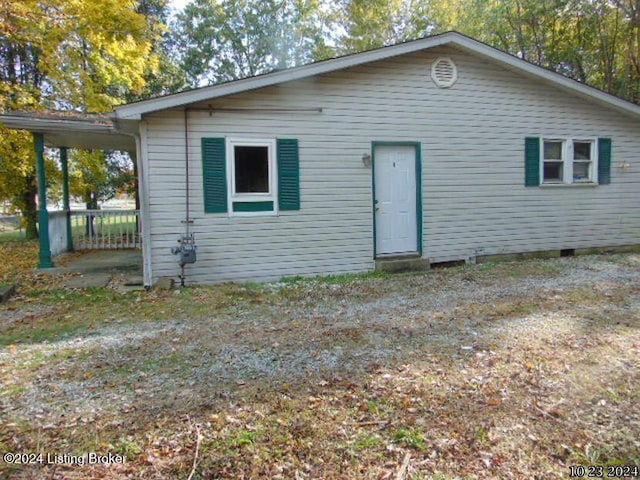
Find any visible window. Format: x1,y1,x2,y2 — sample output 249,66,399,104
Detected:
229,139,276,214
525,137,611,188
234,146,270,193
572,141,594,182
543,140,564,183
201,137,300,214
541,138,597,184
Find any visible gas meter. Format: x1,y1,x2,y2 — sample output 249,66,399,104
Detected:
171,234,197,266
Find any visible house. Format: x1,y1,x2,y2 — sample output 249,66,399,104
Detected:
3,31,640,286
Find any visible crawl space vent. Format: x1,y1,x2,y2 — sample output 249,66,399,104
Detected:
431,57,458,88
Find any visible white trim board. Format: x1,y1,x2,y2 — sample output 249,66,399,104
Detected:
138,121,154,287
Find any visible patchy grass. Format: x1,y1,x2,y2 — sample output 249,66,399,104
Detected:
1,283,269,347
1,241,640,479
0,230,25,242
279,270,390,285
0,218,25,243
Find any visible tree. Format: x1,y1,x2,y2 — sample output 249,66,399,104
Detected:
0,0,162,238
0,129,39,239
127,0,189,101
337,0,427,53
174,0,334,86
67,151,134,210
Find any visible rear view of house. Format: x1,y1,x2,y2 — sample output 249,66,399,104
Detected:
4,32,640,285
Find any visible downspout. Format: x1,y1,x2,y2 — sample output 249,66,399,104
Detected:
174,108,197,287
113,112,196,288
110,114,153,288
184,108,191,235
132,158,140,235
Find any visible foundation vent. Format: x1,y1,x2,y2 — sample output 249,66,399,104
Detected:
431,57,458,88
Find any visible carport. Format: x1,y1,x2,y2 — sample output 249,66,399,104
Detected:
0,111,140,268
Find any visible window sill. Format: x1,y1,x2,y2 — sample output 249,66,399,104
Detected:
230,211,278,218
539,182,598,188
229,199,276,216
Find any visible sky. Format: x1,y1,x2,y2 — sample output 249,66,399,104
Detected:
168,0,189,15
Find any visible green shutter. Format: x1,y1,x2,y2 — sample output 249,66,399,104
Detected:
277,138,300,210
598,138,612,185
524,137,540,187
202,137,227,213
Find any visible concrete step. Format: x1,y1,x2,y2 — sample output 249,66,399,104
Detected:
375,255,430,273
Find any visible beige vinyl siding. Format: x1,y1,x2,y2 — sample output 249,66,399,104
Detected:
143,46,640,283
145,109,374,283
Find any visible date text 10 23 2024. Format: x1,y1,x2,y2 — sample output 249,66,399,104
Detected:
569,465,639,478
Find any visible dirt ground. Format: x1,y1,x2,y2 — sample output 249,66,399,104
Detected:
1,251,639,479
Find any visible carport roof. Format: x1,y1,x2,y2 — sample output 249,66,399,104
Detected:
0,111,135,151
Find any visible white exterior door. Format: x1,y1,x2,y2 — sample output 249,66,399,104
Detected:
374,145,418,255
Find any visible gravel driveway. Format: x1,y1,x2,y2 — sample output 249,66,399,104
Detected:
3,253,640,428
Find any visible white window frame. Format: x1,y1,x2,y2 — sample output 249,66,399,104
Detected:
226,138,278,216
540,137,598,186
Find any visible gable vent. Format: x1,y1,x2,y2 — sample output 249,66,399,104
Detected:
431,57,457,88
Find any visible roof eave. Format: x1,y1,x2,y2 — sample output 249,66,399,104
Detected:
114,32,457,120
450,36,640,120
113,31,640,121
0,113,114,134
0,113,137,151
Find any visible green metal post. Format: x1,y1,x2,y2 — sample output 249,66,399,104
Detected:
60,147,73,252
34,133,53,268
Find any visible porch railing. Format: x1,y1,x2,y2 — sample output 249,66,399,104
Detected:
70,209,140,250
